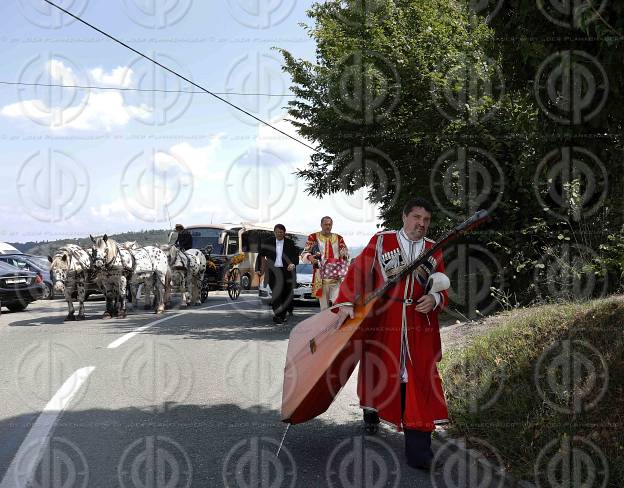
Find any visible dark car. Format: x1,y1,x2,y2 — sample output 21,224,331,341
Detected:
0,261,45,312
0,253,55,299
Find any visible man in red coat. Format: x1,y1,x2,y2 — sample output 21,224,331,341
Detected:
335,197,449,470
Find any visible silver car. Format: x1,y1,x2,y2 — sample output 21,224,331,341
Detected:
258,263,318,305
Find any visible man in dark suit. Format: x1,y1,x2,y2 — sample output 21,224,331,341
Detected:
174,224,193,251
255,224,299,324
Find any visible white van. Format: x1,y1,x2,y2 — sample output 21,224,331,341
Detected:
0,242,21,255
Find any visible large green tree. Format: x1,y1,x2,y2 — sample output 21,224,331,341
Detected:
281,0,624,312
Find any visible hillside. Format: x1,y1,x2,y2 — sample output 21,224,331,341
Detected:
439,297,623,487
9,229,170,256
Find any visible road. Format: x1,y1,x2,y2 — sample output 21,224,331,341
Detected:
0,293,496,488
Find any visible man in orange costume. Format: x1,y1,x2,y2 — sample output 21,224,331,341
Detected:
335,197,449,470
301,216,349,310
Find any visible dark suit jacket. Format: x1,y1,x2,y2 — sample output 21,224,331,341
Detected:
255,237,299,273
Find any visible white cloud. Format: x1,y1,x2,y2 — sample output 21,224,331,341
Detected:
90,66,134,88
1,60,147,131
166,137,223,179
1,90,149,131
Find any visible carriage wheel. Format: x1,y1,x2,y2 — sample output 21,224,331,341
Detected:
227,267,242,300
200,284,209,303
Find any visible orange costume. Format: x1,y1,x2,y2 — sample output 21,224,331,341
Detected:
334,230,449,432
301,232,348,309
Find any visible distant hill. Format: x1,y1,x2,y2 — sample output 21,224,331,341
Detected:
9,229,170,256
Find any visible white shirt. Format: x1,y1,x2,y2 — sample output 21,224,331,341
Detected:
274,238,284,267
397,228,441,308
398,228,441,383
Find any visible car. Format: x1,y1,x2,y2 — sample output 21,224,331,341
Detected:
258,263,319,305
0,253,56,299
0,261,45,312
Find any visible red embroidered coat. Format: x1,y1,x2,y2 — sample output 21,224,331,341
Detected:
334,231,449,432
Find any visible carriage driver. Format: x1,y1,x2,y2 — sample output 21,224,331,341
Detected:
174,224,193,251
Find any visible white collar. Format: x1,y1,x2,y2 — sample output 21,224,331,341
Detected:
399,228,423,244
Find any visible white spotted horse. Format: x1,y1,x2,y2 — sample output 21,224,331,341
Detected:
90,234,133,319
120,241,170,314
161,245,206,307
48,244,93,321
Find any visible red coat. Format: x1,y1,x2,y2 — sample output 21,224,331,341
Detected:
335,231,449,432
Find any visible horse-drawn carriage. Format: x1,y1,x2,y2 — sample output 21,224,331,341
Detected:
199,245,243,302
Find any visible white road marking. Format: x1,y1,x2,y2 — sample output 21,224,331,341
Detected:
0,366,95,488
106,299,258,349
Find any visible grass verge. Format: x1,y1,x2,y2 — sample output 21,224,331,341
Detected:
439,297,624,487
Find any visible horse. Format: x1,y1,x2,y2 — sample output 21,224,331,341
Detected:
48,244,93,321
161,245,205,307
120,242,170,314
90,234,133,319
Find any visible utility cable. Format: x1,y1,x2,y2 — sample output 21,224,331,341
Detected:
41,0,322,154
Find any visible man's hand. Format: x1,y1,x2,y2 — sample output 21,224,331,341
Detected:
337,305,355,320
287,263,295,271
415,294,435,313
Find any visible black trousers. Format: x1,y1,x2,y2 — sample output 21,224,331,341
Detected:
364,384,432,467
268,267,294,319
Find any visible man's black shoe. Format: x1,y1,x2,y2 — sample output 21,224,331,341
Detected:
363,409,379,435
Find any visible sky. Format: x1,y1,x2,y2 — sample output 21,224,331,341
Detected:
0,0,382,247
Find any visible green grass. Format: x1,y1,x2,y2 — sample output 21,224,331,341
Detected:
439,297,624,487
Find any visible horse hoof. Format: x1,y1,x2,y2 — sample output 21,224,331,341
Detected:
116,311,127,319
76,314,86,321
64,314,76,322
102,313,112,320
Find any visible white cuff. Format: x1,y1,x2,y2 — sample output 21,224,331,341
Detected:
429,292,441,310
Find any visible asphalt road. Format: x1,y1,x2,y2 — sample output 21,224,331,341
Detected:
0,293,499,488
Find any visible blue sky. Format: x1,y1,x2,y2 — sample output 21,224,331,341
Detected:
0,0,381,246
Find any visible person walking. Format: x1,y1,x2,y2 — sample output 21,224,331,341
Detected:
255,224,299,324
334,197,450,470
301,216,349,310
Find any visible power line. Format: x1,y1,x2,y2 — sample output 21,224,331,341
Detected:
0,80,295,97
41,0,322,154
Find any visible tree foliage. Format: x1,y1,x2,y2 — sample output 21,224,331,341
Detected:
281,0,624,311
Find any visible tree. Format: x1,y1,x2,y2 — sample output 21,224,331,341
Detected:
281,0,624,312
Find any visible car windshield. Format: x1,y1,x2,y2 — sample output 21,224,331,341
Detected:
189,227,225,254
297,263,313,274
